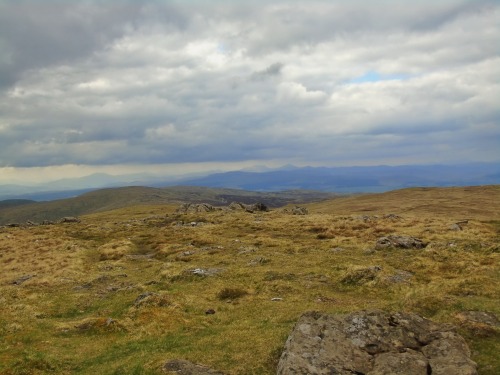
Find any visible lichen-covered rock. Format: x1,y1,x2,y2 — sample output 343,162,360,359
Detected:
375,235,427,250
283,206,309,215
277,310,477,375
176,203,216,214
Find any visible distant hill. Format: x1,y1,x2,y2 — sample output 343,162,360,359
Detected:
1,163,498,201
0,199,35,209
0,186,334,225
181,164,500,192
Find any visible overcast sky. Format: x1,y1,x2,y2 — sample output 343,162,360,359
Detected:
0,0,499,184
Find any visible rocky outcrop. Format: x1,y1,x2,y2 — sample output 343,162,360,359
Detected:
277,310,477,375
375,235,427,250
176,203,217,214
228,202,268,213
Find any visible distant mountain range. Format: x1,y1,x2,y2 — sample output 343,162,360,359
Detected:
0,163,499,201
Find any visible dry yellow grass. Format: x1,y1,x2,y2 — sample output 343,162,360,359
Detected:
0,187,499,374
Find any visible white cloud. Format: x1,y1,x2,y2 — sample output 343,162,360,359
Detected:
0,0,498,182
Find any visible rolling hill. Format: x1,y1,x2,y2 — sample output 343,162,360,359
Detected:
0,186,335,225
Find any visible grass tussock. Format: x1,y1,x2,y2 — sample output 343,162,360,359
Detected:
0,186,499,374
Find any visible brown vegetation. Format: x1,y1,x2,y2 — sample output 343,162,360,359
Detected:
0,186,498,374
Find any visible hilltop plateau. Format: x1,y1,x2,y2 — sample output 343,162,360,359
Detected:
0,185,499,374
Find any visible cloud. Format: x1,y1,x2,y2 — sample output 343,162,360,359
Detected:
0,0,498,180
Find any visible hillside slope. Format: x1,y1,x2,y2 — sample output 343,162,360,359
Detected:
307,185,500,220
0,184,498,374
0,186,334,225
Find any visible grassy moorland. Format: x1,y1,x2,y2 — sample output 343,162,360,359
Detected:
0,185,499,374
0,186,334,226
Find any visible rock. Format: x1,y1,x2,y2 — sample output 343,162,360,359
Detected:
456,311,499,327
277,310,477,375
375,235,427,250
383,213,403,220
331,247,345,252
283,206,309,215
449,220,469,231
176,203,216,214
227,201,268,213
370,350,429,374
205,309,216,315
385,270,413,284
340,266,381,285
248,202,268,212
455,310,499,337
60,216,81,223
190,268,222,277
228,202,246,211
11,274,35,285
163,359,225,374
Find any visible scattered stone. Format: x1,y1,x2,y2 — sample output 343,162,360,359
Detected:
248,202,268,212
271,297,283,301
73,317,125,332
205,309,216,315
383,213,403,220
163,359,225,374
331,247,345,253
228,202,246,211
41,220,55,225
358,215,379,222
11,274,35,285
190,268,222,277
60,216,81,223
449,220,470,231
176,203,217,214
277,310,477,375
386,270,414,284
134,292,170,307
238,246,257,254
73,282,92,290
283,206,309,215
228,201,268,213
375,235,427,250
340,266,381,285
248,257,269,266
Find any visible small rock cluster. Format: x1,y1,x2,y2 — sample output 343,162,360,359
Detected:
375,235,427,250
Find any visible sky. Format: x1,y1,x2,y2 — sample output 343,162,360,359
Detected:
0,0,499,184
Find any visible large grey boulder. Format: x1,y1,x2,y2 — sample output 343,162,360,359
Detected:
277,310,477,375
